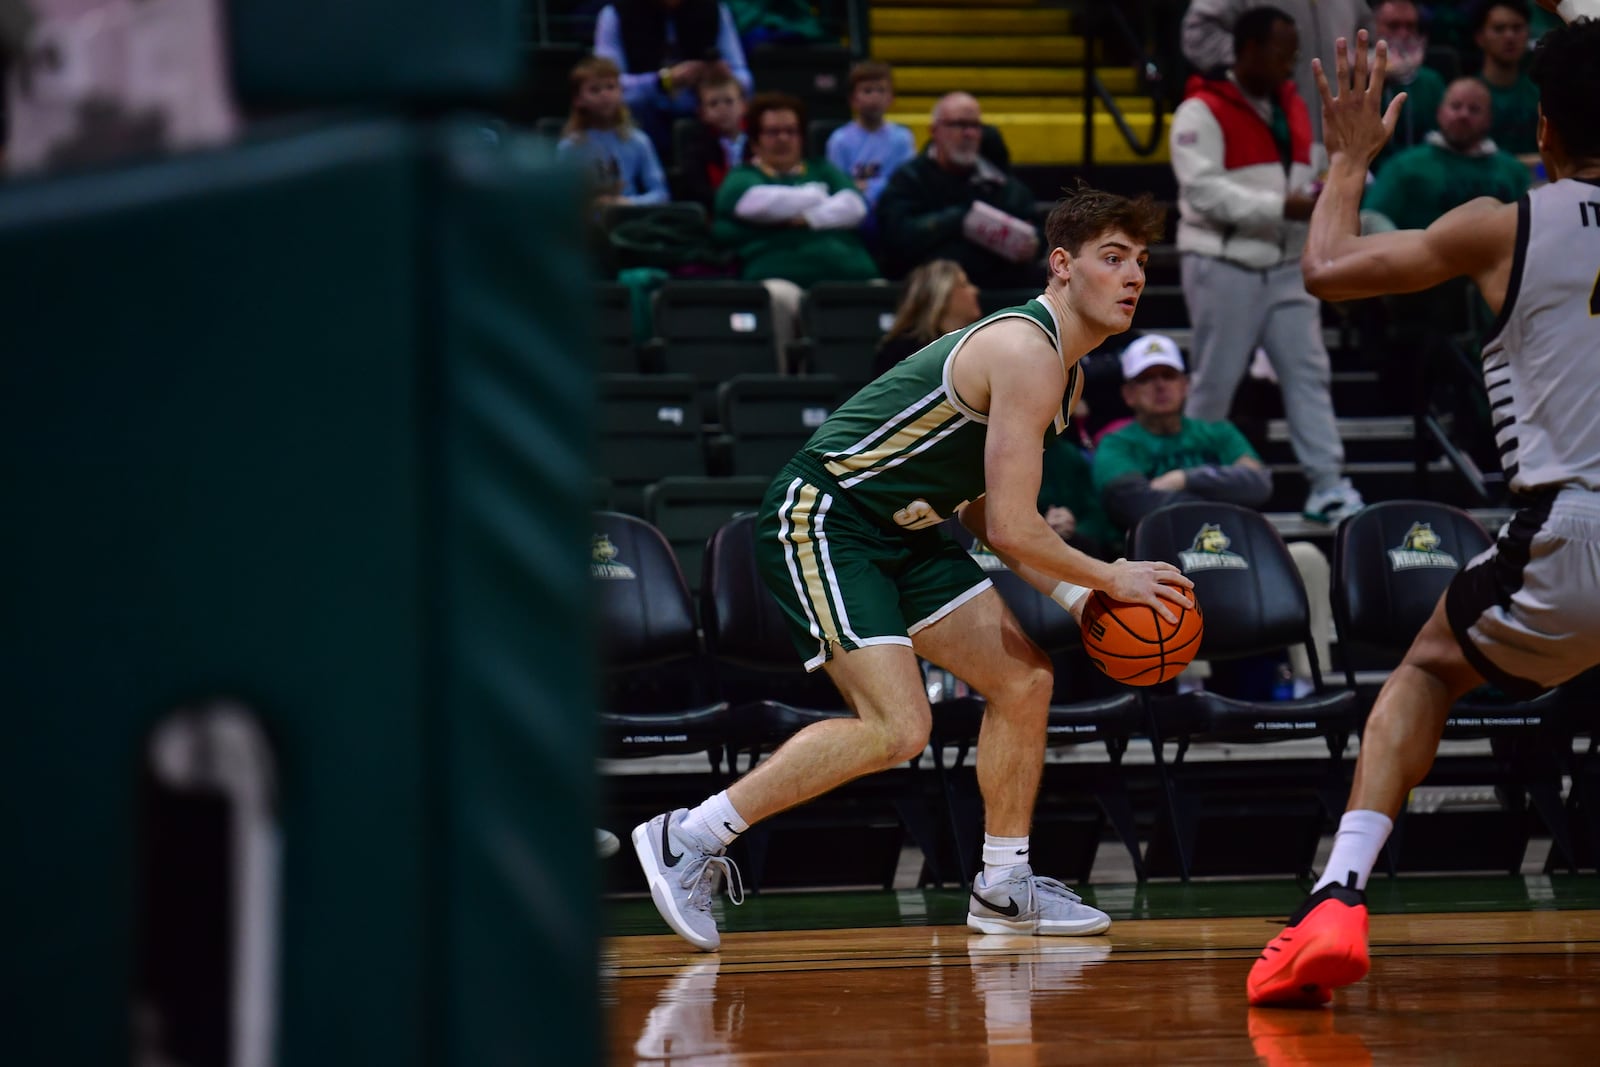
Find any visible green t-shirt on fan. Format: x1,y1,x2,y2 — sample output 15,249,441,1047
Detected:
713,160,881,287
1091,418,1259,496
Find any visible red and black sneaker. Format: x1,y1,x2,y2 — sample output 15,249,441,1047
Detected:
1247,877,1370,1007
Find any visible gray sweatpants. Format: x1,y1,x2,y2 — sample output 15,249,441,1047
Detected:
1180,254,1345,492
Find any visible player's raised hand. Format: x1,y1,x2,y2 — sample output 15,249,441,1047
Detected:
1314,30,1407,167
1103,559,1194,624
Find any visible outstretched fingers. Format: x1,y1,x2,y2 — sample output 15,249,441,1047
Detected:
1367,35,1390,105
1312,55,1334,110
1351,29,1370,98
1381,90,1409,136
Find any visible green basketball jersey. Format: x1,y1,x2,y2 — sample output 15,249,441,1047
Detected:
800,297,1080,531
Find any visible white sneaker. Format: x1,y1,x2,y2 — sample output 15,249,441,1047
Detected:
1302,479,1365,524
632,809,744,951
966,866,1112,936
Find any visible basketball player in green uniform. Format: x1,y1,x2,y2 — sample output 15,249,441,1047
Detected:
634,188,1194,951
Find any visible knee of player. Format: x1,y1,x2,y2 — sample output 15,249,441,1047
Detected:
995,652,1055,708
878,714,932,766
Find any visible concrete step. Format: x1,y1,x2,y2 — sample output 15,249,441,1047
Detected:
873,34,1088,64
871,7,1074,34
895,91,1144,113
1264,458,1490,513
888,110,1168,166
892,67,1140,95
1143,325,1346,359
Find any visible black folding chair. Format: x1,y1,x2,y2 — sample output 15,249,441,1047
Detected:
1132,501,1360,879
593,511,729,770
1332,500,1577,873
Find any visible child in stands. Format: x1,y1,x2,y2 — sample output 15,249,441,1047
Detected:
678,69,747,210
826,60,915,225
558,55,669,206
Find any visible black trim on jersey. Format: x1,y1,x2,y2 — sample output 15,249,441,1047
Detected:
1442,490,1556,701
1483,195,1531,347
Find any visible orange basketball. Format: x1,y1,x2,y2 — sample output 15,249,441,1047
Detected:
1079,581,1203,686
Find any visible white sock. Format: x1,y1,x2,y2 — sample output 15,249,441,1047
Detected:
682,791,749,848
981,834,1031,883
1313,810,1394,892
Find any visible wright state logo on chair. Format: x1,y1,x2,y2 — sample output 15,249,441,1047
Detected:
1387,522,1460,571
1179,523,1249,572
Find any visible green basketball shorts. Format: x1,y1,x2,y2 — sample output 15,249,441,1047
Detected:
754,453,991,671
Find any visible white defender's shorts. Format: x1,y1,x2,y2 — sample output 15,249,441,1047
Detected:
1446,487,1600,698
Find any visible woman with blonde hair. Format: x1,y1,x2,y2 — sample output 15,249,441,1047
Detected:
872,259,981,378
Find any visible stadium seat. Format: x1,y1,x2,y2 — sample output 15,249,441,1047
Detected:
647,281,780,415
593,511,730,770
644,475,770,596
1332,500,1577,873
746,44,853,121
711,373,843,479
598,199,706,234
978,287,1042,316
1132,501,1361,880
598,374,705,515
788,280,901,390
806,118,844,161
595,281,640,374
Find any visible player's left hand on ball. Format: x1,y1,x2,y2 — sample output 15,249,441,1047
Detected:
1105,559,1194,624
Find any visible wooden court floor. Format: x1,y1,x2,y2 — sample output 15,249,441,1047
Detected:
607,908,1600,1064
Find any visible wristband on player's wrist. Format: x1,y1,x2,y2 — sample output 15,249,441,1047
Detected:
1051,582,1091,613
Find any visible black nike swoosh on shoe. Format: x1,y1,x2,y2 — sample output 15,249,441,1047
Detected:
661,818,683,867
971,890,1021,917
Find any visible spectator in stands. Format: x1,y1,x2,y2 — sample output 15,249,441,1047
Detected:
1474,0,1539,154
1372,0,1447,169
873,258,980,378
714,92,879,365
1182,0,1373,145
876,92,1042,289
1365,77,1530,232
593,0,754,159
1092,334,1332,694
1169,7,1362,524
677,69,746,210
826,61,916,224
558,56,669,208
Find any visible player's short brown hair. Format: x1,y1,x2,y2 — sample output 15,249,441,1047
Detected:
1044,185,1166,256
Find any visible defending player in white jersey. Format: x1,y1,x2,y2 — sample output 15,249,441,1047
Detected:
1248,7,1600,1006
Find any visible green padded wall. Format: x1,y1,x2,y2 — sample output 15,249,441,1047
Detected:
429,123,600,1067
231,0,524,104
0,118,596,1066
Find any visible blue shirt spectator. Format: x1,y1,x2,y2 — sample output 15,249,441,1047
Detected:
825,60,916,212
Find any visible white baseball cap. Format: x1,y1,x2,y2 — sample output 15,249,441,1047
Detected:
1120,334,1186,380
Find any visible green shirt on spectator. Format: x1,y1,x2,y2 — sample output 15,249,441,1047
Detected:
1364,138,1529,232
713,160,881,287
